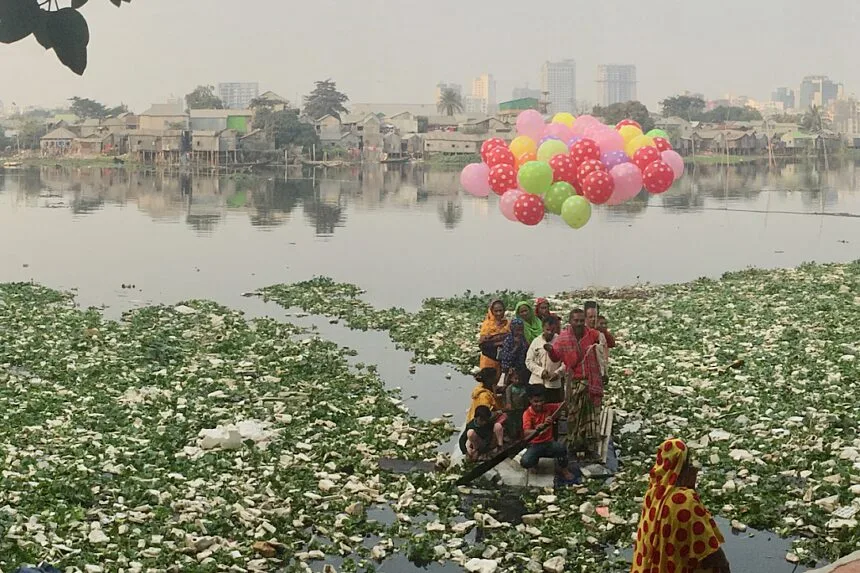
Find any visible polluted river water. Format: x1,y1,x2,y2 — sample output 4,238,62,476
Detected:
0,163,856,571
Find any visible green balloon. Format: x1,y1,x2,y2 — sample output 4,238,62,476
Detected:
517,161,554,195
537,139,569,163
561,195,592,229
545,181,574,215
646,129,669,140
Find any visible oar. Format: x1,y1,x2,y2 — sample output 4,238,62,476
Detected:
456,401,567,486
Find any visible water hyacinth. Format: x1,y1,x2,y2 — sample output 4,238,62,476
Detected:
0,260,856,571
261,261,860,567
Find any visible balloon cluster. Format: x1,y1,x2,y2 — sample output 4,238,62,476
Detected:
460,110,685,228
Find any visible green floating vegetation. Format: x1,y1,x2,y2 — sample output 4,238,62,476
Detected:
261,261,860,567
260,278,530,372
0,283,453,571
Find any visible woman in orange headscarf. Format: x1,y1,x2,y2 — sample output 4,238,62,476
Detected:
631,439,731,573
478,299,509,372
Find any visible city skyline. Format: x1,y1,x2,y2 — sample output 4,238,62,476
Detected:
1,1,859,113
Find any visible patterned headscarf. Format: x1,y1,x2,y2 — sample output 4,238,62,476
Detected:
500,318,528,371
631,439,725,573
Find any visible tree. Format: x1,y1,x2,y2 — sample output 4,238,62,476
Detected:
437,88,464,116
699,106,762,122
69,96,107,119
772,113,801,124
801,105,829,132
106,103,128,117
253,107,319,150
18,119,47,149
660,95,706,120
592,101,654,133
185,85,224,110
303,79,349,121
0,0,132,76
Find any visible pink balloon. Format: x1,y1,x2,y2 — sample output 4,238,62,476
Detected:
571,114,599,136
460,163,491,197
543,122,573,142
607,163,643,205
662,150,685,179
516,110,545,141
499,189,524,221
591,129,625,153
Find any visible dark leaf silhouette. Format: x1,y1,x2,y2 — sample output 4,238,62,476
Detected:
0,0,41,44
46,7,90,75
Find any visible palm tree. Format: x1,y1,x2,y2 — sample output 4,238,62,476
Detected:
801,105,831,166
437,88,464,116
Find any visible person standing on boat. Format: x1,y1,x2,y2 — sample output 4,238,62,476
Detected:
546,308,604,459
499,318,530,388
515,301,544,344
525,316,565,402
596,315,616,350
585,301,610,383
478,299,510,374
535,297,561,335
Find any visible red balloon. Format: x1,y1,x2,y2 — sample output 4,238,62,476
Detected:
653,137,673,152
480,138,506,162
549,154,577,186
576,159,607,184
615,119,642,131
488,164,517,195
643,160,675,194
513,193,545,226
570,138,601,166
633,146,661,171
582,170,615,205
485,146,515,168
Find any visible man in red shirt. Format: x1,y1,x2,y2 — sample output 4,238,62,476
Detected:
546,308,605,459
520,386,577,482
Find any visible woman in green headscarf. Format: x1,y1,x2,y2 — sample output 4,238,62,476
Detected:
515,301,543,344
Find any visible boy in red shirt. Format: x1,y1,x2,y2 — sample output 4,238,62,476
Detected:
520,386,577,482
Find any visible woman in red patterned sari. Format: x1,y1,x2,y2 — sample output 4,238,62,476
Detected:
631,438,731,573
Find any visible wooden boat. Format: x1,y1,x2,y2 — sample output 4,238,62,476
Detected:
301,159,348,168
2,161,23,169
451,407,616,488
380,156,410,164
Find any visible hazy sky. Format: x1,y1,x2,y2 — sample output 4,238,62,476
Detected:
1,0,859,112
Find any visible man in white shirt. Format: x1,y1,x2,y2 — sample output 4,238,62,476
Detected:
526,317,565,402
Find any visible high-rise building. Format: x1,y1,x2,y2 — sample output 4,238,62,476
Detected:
596,64,637,106
771,87,795,111
830,98,859,135
512,85,542,100
541,60,576,114
468,73,496,115
435,82,463,104
798,76,841,110
217,82,259,109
